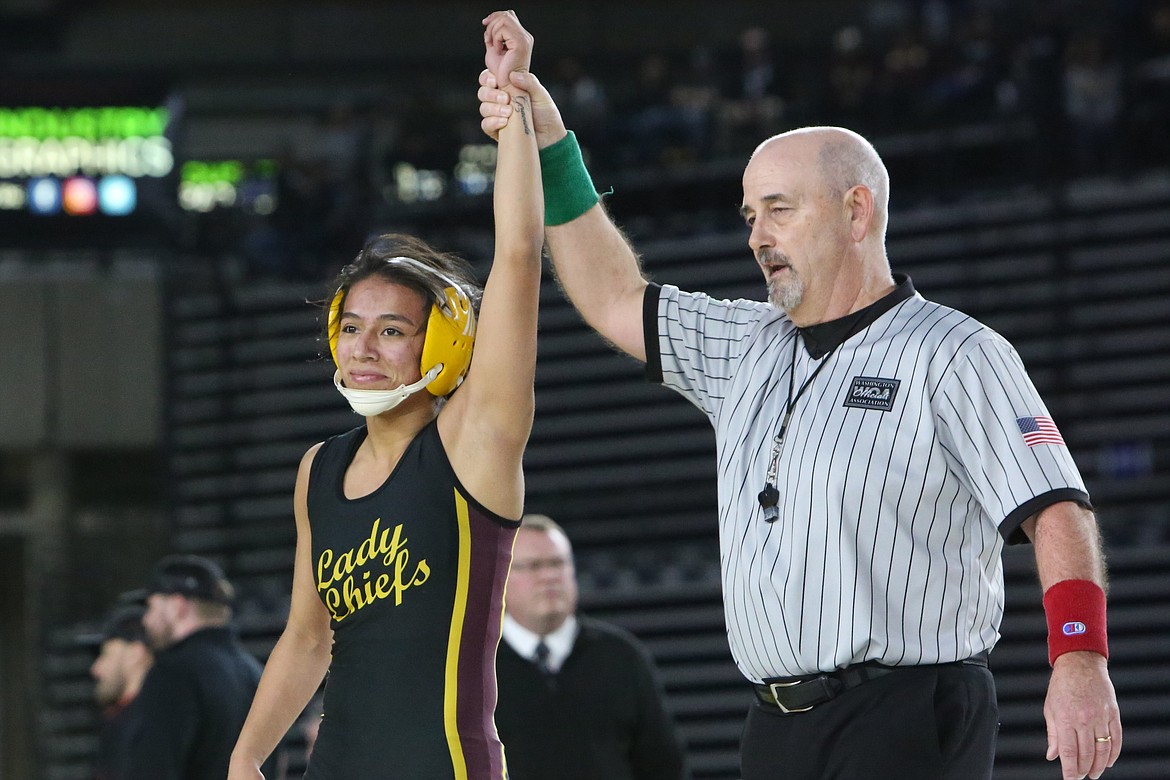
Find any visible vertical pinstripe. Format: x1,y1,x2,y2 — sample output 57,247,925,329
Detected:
654,281,1088,682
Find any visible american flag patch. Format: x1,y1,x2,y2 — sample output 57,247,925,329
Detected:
1016,415,1066,447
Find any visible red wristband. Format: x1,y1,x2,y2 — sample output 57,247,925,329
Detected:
1042,579,1108,666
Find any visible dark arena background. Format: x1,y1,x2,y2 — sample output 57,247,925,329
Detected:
1,1,1168,778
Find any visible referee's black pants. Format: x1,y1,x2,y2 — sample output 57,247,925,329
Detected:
740,662,997,779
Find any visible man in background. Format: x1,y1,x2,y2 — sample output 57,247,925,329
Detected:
123,553,268,780
89,594,153,780
495,514,688,780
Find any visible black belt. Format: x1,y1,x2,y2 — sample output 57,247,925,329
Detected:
754,652,989,714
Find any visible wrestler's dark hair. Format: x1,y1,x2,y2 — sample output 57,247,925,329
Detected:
317,233,482,353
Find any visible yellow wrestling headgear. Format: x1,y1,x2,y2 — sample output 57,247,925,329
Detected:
327,256,477,398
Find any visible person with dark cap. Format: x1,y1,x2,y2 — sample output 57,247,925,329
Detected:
122,553,270,780
89,593,153,780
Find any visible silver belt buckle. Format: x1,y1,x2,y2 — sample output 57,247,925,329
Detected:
768,680,814,713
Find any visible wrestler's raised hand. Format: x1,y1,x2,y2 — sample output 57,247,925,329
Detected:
483,10,533,89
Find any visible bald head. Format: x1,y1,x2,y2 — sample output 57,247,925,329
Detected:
750,127,889,238
741,126,896,325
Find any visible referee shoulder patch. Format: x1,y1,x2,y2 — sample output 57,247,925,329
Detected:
842,376,901,411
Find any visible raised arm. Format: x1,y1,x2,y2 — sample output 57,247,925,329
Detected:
229,447,334,779
547,172,650,362
440,10,543,518
477,19,648,361
1022,503,1122,780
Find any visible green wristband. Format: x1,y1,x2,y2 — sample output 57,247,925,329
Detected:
539,131,599,226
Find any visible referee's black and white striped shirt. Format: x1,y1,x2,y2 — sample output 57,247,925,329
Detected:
644,275,1089,682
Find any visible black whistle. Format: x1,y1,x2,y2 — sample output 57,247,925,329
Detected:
758,484,780,522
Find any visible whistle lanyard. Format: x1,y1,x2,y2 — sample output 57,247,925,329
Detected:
758,334,839,522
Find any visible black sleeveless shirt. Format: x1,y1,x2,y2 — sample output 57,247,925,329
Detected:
304,421,519,780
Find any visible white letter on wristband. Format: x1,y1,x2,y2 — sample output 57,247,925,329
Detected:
1042,578,1109,665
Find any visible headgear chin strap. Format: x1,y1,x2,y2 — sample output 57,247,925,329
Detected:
328,256,477,409
333,367,441,417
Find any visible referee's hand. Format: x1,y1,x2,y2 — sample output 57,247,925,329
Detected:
1044,651,1122,779
477,69,566,150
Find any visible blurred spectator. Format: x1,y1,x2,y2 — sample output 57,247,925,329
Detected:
826,26,877,127
920,0,953,47
667,44,720,162
317,99,373,258
319,99,365,185
265,148,337,280
996,4,1065,181
494,515,688,780
1063,30,1124,174
924,8,1006,123
865,0,914,42
1126,0,1170,169
89,594,153,780
735,28,779,108
123,554,271,780
876,27,932,128
621,53,709,167
365,98,404,222
719,28,785,155
548,55,610,150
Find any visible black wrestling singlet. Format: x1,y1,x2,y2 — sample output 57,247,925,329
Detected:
304,421,518,780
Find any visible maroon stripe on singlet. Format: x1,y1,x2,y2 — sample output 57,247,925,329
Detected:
454,495,516,780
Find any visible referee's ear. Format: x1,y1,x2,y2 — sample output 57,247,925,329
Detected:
845,184,875,243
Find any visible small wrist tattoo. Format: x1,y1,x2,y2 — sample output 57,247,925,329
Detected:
514,96,532,135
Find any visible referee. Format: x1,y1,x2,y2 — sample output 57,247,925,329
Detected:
476,13,1121,780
